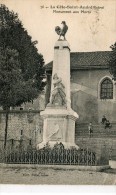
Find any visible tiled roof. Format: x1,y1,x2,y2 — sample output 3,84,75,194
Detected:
45,51,111,70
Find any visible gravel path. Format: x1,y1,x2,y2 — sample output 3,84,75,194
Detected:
0,167,116,185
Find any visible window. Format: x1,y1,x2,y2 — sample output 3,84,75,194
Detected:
21,130,23,135
29,139,32,145
11,139,14,146
100,78,113,99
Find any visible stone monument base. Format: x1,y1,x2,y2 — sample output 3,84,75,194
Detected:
37,106,79,150
37,141,79,150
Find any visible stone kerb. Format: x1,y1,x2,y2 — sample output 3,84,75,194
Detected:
0,163,110,172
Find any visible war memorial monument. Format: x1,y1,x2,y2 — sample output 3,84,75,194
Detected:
37,21,79,149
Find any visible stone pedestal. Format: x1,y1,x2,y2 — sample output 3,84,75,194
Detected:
37,39,79,149
37,106,79,149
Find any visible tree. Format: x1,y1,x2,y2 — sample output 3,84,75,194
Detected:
109,42,116,80
0,5,46,148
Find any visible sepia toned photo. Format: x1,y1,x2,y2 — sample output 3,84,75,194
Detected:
0,0,116,188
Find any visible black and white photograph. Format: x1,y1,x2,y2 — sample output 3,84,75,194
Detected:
0,0,116,193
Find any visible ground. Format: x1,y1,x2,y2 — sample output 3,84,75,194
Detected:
0,166,116,185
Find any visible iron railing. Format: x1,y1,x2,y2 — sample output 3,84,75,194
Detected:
0,147,97,166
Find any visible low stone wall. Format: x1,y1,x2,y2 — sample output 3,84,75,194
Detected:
0,110,43,149
76,137,116,161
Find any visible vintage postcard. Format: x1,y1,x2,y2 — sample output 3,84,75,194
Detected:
0,0,116,192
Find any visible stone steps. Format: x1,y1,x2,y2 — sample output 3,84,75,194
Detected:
75,123,116,138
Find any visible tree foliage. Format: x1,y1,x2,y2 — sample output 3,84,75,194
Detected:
0,4,46,148
0,47,39,109
0,4,46,109
109,42,116,80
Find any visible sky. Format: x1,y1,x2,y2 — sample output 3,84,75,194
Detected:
1,0,116,64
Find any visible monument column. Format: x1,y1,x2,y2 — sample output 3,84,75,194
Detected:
51,40,71,108
37,21,79,149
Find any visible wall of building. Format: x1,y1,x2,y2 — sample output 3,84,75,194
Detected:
71,69,109,90
22,94,45,111
71,90,98,123
71,69,116,123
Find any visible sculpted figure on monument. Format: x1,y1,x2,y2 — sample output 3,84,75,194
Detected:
55,21,68,40
47,123,62,141
49,73,66,106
